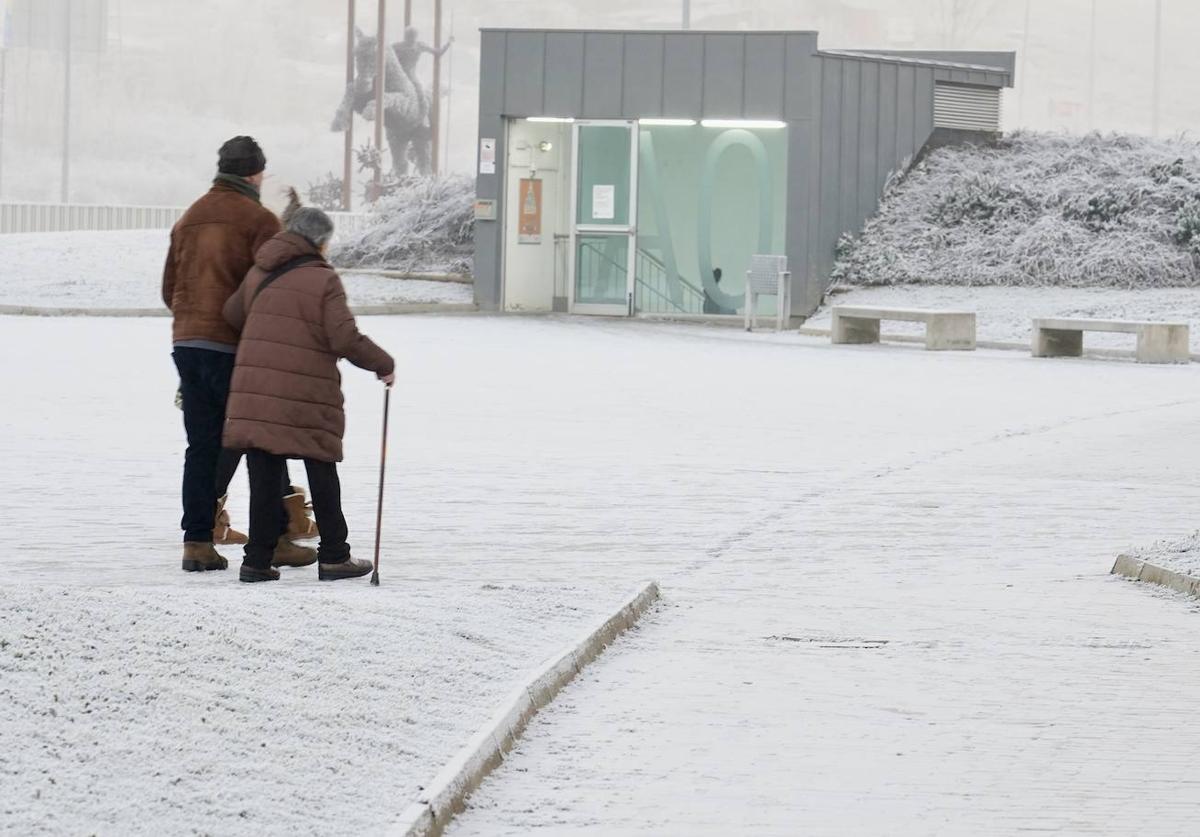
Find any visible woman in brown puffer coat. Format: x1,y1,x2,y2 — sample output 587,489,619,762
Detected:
223,206,395,583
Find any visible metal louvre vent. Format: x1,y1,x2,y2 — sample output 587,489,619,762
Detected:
934,83,1001,132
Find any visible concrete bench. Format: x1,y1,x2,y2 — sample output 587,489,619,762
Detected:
1032,318,1190,364
831,306,976,351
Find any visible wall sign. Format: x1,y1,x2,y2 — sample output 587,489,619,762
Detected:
518,178,543,244
592,184,615,221
479,138,496,174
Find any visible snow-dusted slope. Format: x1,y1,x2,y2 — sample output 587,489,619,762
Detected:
835,132,1200,289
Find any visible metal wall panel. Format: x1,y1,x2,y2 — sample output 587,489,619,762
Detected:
743,34,786,119
839,60,861,235
915,68,936,148
543,32,586,117
858,60,881,224
503,32,546,117
783,34,820,119
622,34,665,119
475,31,508,309
661,34,705,117
479,31,507,118
702,34,745,117
582,33,625,116
817,58,843,287
877,63,899,192
895,65,917,163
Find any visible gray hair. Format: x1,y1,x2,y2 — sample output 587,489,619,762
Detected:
286,206,335,249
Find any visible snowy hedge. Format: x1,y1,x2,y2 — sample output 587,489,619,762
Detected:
331,175,473,275
832,132,1200,289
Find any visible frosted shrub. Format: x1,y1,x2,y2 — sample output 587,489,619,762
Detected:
833,132,1200,288
330,174,474,275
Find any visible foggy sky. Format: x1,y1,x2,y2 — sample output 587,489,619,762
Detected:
0,0,1196,209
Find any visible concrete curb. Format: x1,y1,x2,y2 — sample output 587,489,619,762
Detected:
0,302,477,318
387,580,661,837
1111,554,1200,599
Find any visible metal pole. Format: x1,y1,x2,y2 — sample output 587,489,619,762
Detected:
0,48,7,199
1087,0,1097,129
404,0,412,27
431,0,442,174
682,0,690,30
373,0,386,193
61,0,71,204
1016,0,1031,127
444,6,454,171
343,0,355,210
1152,0,1162,137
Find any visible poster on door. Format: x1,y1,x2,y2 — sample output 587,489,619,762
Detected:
592,184,615,221
518,178,542,244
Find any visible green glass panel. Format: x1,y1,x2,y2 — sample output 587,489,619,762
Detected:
575,235,628,305
576,126,631,226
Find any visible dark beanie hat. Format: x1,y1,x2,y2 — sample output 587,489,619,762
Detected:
217,136,266,177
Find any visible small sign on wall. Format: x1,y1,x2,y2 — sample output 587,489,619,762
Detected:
479,138,496,174
518,178,543,244
592,184,615,221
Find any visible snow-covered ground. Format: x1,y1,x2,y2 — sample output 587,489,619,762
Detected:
4,312,1200,835
812,284,1200,352
0,230,473,309
1127,531,1200,579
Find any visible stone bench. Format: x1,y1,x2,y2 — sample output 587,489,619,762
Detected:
830,306,976,351
1031,318,1190,364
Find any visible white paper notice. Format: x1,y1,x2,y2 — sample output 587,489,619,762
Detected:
592,185,615,220
480,138,496,174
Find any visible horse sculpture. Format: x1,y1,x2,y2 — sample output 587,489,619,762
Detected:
332,27,431,177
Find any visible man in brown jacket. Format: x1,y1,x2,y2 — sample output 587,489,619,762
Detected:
164,136,314,573
222,206,395,583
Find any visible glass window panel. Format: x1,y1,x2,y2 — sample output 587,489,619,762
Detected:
575,235,629,306
576,126,631,226
634,124,788,315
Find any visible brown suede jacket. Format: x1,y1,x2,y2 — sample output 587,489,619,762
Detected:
222,233,395,463
162,179,281,346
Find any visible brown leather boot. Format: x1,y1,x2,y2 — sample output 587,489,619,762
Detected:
212,495,248,545
181,542,228,572
272,535,317,568
318,556,373,581
239,564,280,583
284,486,319,541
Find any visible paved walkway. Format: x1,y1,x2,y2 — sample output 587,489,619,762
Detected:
444,322,1200,835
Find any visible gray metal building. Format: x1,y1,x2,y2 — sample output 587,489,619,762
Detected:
473,29,1014,320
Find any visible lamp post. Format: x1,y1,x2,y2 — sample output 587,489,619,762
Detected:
682,0,690,30
373,0,386,194
1152,0,1162,136
61,0,71,203
343,0,355,210
431,0,442,173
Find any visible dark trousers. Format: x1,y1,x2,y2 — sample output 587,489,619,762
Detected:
245,449,350,569
173,347,290,543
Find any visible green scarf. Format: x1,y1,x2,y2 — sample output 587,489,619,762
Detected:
213,172,261,203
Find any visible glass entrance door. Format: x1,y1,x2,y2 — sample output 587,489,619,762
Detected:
569,122,638,316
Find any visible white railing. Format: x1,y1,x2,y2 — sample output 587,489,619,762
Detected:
0,202,373,237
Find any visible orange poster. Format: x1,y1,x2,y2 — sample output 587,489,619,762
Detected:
518,178,542,244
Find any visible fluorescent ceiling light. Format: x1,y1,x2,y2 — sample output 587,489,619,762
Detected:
640,118,697,126
700,119,787,129
527,116,575,123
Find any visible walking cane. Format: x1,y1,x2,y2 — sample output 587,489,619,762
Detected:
370,384,391,586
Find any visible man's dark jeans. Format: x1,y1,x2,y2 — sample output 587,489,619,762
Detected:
173,347,290,543
244,449,350,570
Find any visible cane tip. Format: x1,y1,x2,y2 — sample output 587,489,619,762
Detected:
370,571,380,586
